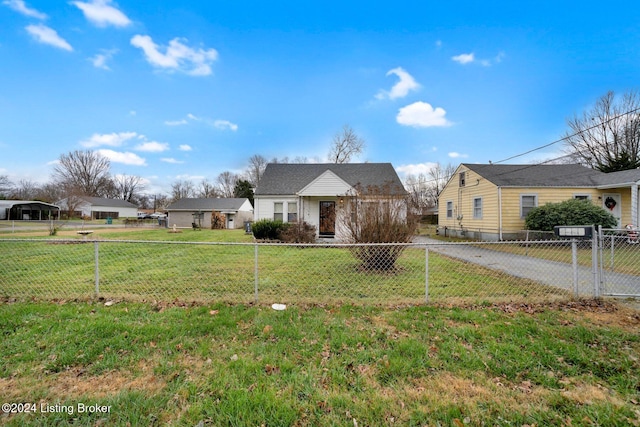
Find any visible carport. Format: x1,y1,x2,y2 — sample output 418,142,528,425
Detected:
0,200,60,220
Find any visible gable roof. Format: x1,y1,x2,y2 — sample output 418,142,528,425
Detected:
255,163,405,195
457,163,640,188
461,163,605,187
80,197,137,208
166,198,251,211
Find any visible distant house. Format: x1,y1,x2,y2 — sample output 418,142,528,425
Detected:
438,163,640,240
254,163,406,240
56,196,138,219
165,198,253,229
0,200,60,220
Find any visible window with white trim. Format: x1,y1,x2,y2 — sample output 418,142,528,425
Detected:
520,195,537,218
274,202,283,221
446,201,453,218
473,197,482,219
288,202,297,222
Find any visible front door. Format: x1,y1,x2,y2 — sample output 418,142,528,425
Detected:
602,193,622,228
319,201,336,236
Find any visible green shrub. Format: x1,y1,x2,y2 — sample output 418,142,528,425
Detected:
525,198,618,231
251,219,286,240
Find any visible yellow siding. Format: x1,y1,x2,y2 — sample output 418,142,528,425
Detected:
438,165,499,232
438,164,637,239
500,187,601,231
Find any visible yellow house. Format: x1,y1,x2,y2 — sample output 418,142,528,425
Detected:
438,163,640,240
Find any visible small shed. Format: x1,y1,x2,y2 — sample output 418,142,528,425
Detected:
0,200,60,220
166,198,254,229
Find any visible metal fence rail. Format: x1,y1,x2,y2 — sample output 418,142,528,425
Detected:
1,237,625,305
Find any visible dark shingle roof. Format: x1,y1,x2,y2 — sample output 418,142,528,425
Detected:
166,198,250,211
81,197,137,208
255,163,405,195
462,164,605,187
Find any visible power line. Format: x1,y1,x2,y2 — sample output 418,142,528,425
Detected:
491,106,640,164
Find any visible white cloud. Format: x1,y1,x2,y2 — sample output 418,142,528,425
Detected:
179,144,192,151
396,162,438,177
161,158,184,164
3,0,47,19
80,131,137,147
71,0,131,28
25,24,72,51
164,119,188,126
396,101,451,128
376,67,420,100
452,51,505,67
448,152,468,159
135,141,169,152
98,149,146,166
90,49,117,70
130,35,218,76
213,120,238,131
451,53,475,65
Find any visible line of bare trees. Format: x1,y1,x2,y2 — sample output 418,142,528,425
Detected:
0,124,370,210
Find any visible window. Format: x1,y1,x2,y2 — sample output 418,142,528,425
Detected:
274,202,283,221
574,194,591,201
520,195,537,218
446,201,453,218
287,202,297,222
473,197,482,219
459,171,466,187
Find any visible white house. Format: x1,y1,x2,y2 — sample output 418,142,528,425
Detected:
165,198,254,229
56,197,138,219
254,163,406,240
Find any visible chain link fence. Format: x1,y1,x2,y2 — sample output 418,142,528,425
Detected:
600,227,640,297
2,236,629,305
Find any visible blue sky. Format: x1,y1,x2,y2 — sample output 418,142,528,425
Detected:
1,0,639,194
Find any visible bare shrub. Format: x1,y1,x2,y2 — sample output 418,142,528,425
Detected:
341,184,417,271
279,221,317,243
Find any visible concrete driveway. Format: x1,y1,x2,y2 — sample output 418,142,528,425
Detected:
412,236,640,298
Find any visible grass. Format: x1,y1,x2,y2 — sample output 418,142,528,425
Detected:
0,299,639,426
0,229,567,305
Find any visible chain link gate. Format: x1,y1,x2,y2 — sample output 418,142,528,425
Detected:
598,226,640,298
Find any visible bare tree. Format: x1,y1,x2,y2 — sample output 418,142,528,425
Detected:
216,171,239,198
246,154,268,186
11,179,39,200
0,175,13,198
52,150,112,196
34,183,66,204
197,179,219,198
404,163,455,213
328,125,365,164
564,90,640,172
112,174,145,202
170,180,196,201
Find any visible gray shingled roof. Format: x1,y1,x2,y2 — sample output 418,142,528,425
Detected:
255,163,405,195
462,164,605,187
166,198,250,211
81,197,137,208
462,163,640,188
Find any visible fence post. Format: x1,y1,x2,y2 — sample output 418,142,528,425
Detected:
94,241,100,298
571,239,578,297
592,226,600,297
254,243,259,303
425,246,429,303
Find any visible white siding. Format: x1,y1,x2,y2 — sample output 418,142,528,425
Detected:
298,170,353,196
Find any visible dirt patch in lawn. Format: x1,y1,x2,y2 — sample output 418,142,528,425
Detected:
0,367,165,400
